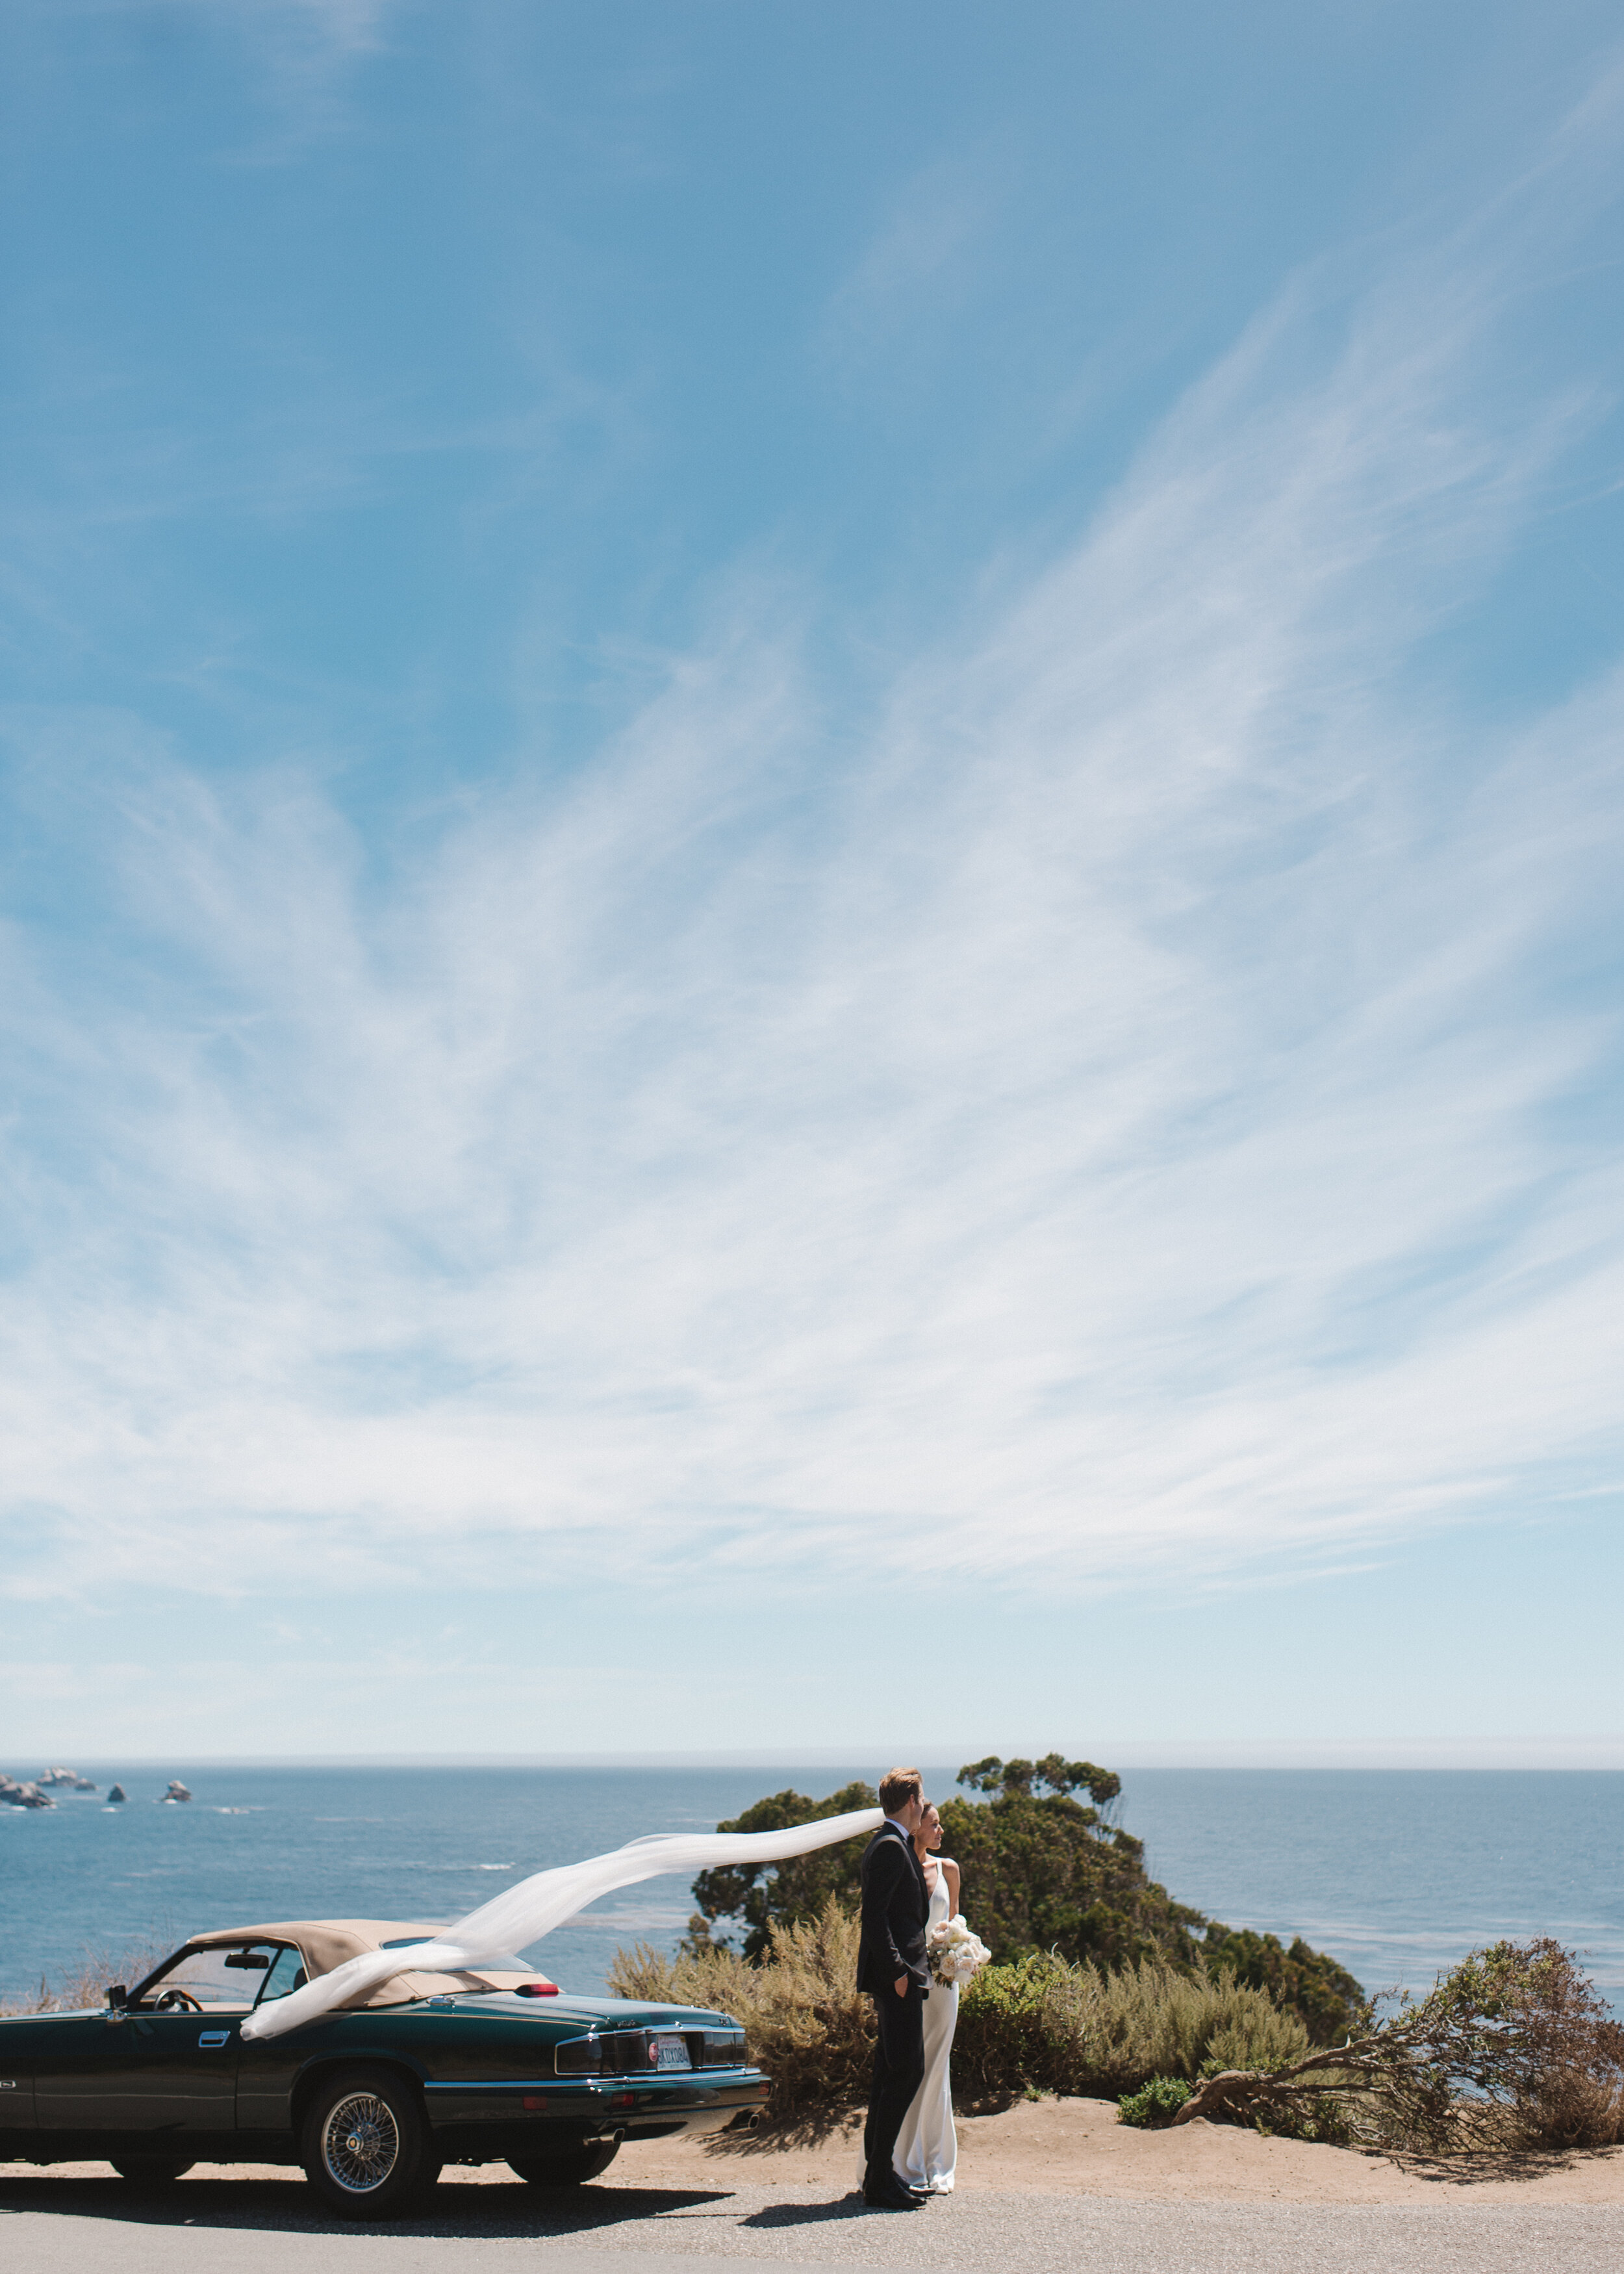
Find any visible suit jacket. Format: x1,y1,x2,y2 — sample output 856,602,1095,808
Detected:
856,1822,929,1995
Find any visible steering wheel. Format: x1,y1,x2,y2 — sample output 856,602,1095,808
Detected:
154,1989,203,2013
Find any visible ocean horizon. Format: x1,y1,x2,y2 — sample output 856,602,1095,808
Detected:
3,1762,1619,2016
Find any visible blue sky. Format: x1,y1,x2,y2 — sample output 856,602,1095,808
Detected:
3,1,1623,1763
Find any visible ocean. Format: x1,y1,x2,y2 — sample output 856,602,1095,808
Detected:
2,1763,1619,2014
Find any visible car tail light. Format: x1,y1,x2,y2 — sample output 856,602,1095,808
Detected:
514,1982,559,1997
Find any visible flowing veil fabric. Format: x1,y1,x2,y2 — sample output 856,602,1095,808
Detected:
240,1804,883,2041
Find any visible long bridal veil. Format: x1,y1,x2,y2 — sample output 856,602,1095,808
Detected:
240,1804,883,2040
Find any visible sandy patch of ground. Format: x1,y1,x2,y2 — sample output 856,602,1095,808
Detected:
8,2098,1623,2206
637,2097,1624,2204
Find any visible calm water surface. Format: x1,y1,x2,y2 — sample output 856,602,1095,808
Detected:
2,1763,1618,2010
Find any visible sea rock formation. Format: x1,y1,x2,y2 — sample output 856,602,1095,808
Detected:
107,1783,127,1804
38,1767,98,1791
162,1780,193,1803
1,1774,54,1808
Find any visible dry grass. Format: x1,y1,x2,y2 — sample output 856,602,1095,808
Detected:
0,1931,175,2017
610,1900,873,2123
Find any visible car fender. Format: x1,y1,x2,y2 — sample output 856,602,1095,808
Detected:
288,2050,430,2141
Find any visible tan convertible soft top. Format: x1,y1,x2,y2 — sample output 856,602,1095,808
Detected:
184,1920,550,2008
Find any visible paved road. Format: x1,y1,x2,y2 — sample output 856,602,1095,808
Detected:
5,2171,1624,2274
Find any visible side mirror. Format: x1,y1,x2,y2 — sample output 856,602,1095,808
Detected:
105,1985,127,2010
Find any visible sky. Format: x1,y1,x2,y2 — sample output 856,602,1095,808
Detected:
2,1,1623,1765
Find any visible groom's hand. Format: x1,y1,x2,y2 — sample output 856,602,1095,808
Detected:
894,1975,907,1996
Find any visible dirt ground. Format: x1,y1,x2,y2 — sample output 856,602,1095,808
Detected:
8,2097,1623,2206
629,2097,1624,2204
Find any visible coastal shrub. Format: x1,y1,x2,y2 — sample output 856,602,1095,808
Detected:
951,1957,1060,2106
685,1753,1364,2043
947,1951,1311,2106
1117,2075,1192,2128
1495,1942,1624,2151
613,1907,1310,2121
1038,1956,1310,2098
1199,1928,1365,2048
1519,2064,1624,2153
1165,1939,1624,2154
609,1900,874,2121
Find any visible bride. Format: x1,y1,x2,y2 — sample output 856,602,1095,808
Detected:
893,1801,960,2193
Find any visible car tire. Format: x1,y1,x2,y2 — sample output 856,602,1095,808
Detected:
507,2138,620,2187
301,2067,441,2219
110,2155,196,2186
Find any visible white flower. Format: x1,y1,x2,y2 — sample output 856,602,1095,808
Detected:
927,1913,991,1985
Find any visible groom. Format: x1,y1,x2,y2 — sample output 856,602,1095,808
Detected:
856,1767,930,2210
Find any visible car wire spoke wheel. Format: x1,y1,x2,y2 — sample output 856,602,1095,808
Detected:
321,2091,401,2193
301,2065,438,2219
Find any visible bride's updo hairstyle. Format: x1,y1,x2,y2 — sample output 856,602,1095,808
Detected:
878,1767,923,1814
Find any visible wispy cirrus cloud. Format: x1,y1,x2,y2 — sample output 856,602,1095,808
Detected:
3,80,1621,1607
817,150,998,379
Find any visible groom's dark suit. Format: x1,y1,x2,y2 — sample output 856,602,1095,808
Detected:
857,1819,930,2193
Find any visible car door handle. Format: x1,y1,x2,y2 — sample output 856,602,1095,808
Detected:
199,2031,231,2047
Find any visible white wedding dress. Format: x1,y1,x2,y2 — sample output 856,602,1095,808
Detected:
893,1861,959,2192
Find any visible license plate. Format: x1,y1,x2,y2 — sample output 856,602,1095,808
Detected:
649,2034,691,2071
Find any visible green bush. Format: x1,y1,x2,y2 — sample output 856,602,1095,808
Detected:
952,1957,1061,2106
1118,2075,1192,2128
1200,1927,1365,2047
951,1950,1313,2106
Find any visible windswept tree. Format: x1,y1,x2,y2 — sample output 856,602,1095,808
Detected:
957,1754,1122,1808
689,1782,876,1961
936,1754,1206,1978
1170,1939,1624,2152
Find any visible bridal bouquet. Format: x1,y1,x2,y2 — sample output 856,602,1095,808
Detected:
927,1913,991,1987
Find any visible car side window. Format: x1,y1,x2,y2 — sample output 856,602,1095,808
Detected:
255,1946,309,2005
138,1943,281,2010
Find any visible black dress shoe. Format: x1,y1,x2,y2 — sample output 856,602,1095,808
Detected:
862,2177,922,2210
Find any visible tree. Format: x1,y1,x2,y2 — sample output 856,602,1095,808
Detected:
935,1756,1208,1976
685,1753,1364,2043
688,1782,876,1961
958,1754,1122,1808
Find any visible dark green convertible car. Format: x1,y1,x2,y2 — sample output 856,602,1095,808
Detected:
0,1917,769,2216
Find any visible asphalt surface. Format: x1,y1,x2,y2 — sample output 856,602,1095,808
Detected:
5,2171,1624,2274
